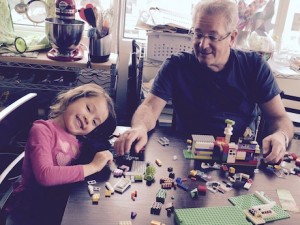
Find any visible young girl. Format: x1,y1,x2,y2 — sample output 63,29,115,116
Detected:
6,83,116,225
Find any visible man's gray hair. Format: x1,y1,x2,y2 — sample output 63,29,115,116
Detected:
192,0,238,32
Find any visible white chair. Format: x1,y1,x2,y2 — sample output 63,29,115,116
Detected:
0,93,37,222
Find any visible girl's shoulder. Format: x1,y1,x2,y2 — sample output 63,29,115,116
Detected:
31,119,54,130
30,119,61,136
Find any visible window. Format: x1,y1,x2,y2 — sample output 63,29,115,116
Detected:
123,0,198,40
8,0,114,32
279,0,300,53
122,0,300,55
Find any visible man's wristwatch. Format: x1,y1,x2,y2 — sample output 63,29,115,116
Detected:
279,130,289,148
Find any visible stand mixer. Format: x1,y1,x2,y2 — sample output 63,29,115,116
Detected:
45,0,85,61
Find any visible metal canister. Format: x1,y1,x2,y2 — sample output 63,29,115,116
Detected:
55,0,76,20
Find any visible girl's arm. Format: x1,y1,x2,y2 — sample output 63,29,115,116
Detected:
27,122,109,186
82,151,113,177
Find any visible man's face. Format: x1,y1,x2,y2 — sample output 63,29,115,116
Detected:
63,96,109,136
192,12,236,71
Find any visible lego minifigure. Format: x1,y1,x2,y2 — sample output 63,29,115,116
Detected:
224,119,235,144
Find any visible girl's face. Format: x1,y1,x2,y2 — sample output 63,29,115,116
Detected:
60,95,109,136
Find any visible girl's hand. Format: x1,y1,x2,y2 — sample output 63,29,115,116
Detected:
91,150,113,171
83,150,113,177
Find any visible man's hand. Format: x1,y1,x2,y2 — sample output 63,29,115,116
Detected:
262,131,287,163
114,126,148,156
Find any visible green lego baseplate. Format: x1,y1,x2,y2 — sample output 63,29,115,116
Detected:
229,192,290,223
175,206,252,225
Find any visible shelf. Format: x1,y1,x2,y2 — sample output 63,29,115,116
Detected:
0,52,119,98
0,51,118,71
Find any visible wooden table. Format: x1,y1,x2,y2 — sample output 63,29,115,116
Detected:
61,127,300,225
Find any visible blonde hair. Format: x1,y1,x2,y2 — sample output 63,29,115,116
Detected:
192,0,238,32
49,83,115,121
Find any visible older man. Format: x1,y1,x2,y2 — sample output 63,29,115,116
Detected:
115,0,293,163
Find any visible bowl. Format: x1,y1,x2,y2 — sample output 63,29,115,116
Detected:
45,18,85,53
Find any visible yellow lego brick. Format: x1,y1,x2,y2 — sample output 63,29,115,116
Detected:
92,193,100,203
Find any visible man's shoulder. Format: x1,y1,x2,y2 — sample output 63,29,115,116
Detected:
231,48,262,60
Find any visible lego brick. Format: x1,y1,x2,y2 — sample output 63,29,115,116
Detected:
131,211,137,219
104,189,112,197
151,220,165,225
131,160,146,174
118,221,132,225
88,184,94,195
192,134,215,143
92,193,100,204
105,182,115,194
177,182,189,191
156,189,167,203
151,202,163,215
243,209,266,225
155,159,162,167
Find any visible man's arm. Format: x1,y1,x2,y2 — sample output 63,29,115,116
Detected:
131,93,167,131
260,94,294,163
114,93,167,155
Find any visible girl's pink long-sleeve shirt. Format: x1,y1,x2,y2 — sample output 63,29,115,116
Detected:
17,119,85,191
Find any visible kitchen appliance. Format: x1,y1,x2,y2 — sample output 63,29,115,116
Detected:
89,33,112,63
45,18,84,61
45,0,84,61
55,0,76,20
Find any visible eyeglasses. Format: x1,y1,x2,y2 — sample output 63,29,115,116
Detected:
189,29,231,42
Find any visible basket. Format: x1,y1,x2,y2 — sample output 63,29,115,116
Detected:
146,32,193,61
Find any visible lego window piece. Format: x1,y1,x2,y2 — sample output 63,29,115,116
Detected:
114,177,131,193
131,160,147,174
277,189,300,212
158,137,170,146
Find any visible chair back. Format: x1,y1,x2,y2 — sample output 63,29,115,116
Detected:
0,93,38,149
126,40,144,125
280,91,300,127
0,93,37,219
